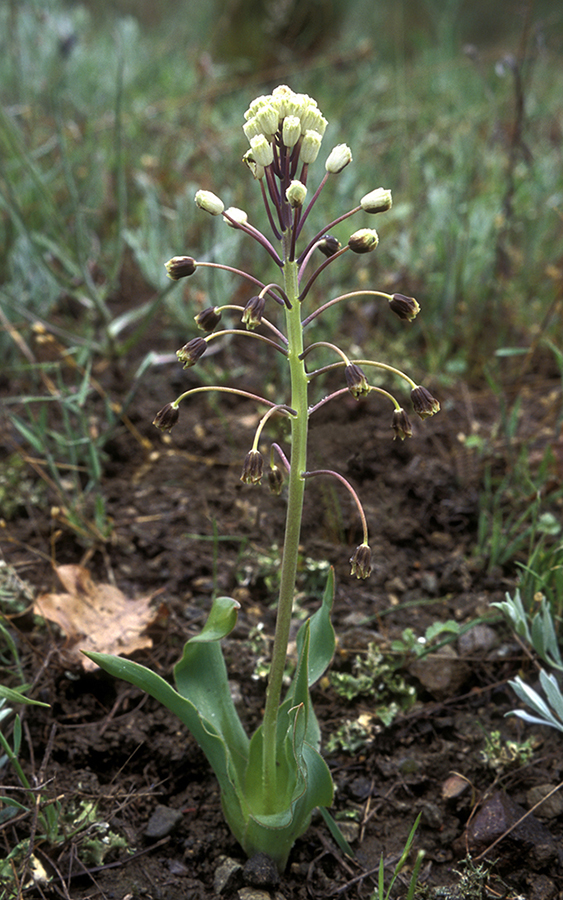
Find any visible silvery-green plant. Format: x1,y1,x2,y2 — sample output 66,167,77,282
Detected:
85,85,439,871
494,590,563,732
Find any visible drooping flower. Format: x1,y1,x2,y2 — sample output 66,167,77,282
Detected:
350,543,372,579
153,403,179,432
411,386,440,419
241,450,264,485
345,363,370,399
389,293,421,322
391,408,413,440
165,256,197,280
177,337,207,368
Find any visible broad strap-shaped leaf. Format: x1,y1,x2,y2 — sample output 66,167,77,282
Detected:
295,567,335,688
84,595,249,790
223,703,333,871
174,596,249,778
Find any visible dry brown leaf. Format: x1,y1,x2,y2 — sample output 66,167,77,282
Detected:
35,564,158,671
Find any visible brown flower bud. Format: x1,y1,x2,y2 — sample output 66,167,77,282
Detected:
240,450,264,485
242,295,266,330
345,363,370,399
350,543,372,579
268,465,284,495
153,403,179,432
389,293,421,322
391,408,412,440
348,228,379,254
411,385,440,419
177,337,207,368
165,256,197,280
194,306,222,332
317,234,341,258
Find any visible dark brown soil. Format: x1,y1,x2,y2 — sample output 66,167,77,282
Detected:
2,326,563,899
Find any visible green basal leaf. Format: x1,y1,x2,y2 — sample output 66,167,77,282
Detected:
85,582,336,873
227,736,333,871
295,567,335,688
85,594,249,794
186,594,241,643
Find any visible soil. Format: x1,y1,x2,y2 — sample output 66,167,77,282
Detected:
1,314,563,900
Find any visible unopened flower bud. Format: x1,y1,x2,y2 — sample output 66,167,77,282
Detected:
223,207,248,228
300,108,327,136
242,294,266,330
177,336,207,368
286,180,307,208
268,465,284,495
317,234,341,258
195,190,224,216
350,543,372,579
411,385,440,419
254,103,278,137
165,256,197,280
345,363,370,399
389,293,421,322
348,228,379,254
360,188,393,213
300,130,322,164
282,115,301,148
194,306,222,332
391,408,412,440
242,149,265,180
250,134,274,167
153,403,179,432
241,450,263,485
325,143,352,174
243,117,261,142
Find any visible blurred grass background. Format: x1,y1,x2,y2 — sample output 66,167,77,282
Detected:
0,0,562,577
1,0,562,372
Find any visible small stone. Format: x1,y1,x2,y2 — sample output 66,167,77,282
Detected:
467,791,558,866
214,855,243,894
337,821,359,844
409,645,468,698
457,624,497,655
421,801,443,828
144,804,183,839
526,784,563,819
243,852,280,889
527,873,557,900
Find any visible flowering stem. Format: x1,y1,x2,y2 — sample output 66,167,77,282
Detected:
174,385,284,408
196,262,285,304
215,306,288,344
308,384,400,416
251,405,295,451
205,329,288,357
301,290,395,328
261,236,309,805
298,247,349,300
302,469,369,545
297,206,361,264
305,357,417,389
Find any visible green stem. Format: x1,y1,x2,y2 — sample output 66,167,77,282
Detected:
261,234,309,804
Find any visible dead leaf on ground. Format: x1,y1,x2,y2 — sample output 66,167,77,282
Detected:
35,564,159,671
